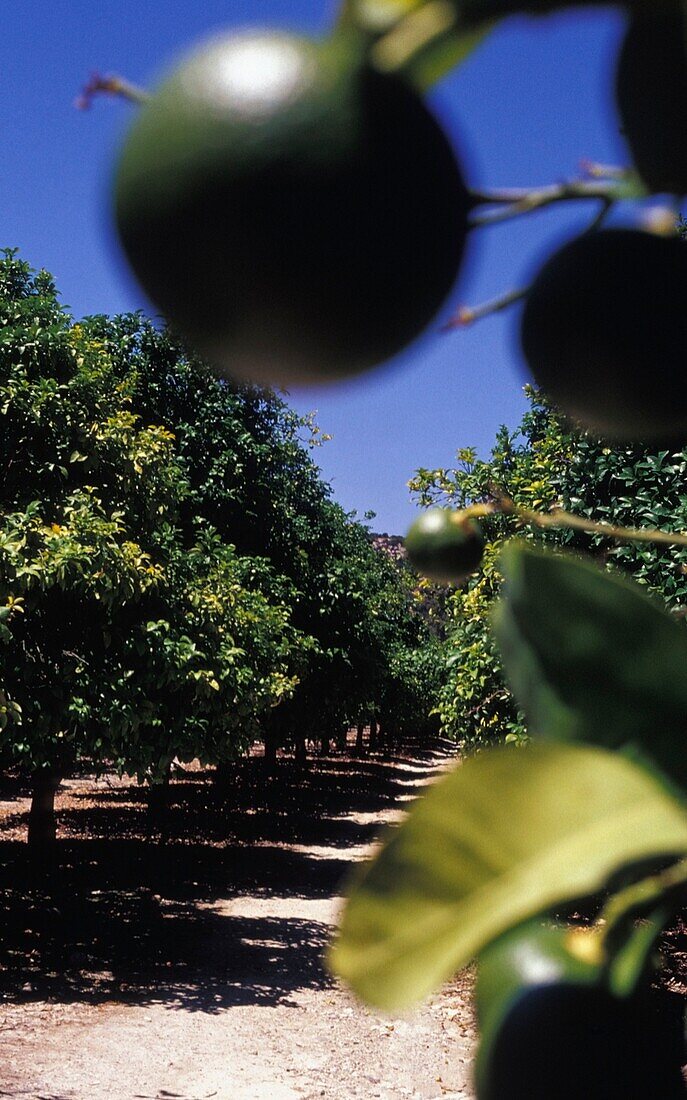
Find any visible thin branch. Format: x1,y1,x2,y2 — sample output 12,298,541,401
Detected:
491,488,687,550
468,178,620,229
75,73,150,110
442,286,528,330
579,159,632,180
599,859,687,938
584,196,614,234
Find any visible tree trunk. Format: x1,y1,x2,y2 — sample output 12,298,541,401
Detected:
355,722,365,756
28,773,61,848
214,760,233,792
369,717,378,751
264,730,279,772
294,734,307,768
147,766,172,838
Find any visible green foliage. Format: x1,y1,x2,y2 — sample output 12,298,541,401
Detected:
411,390,687,751
0,252,303,779
494,543,687,792
0,251,436,781
553,434,687,605
409,402,567,748
380,634,445,739
84,310,439,746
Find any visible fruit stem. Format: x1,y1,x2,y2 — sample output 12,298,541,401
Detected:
442,286,528,329
468,177,623,228
490,488,687,550
603,906,671,999
370,0,457,73
579,159,632,181
600,862,687,931
597,860,687,995
335,0,399,35
75,73,150,110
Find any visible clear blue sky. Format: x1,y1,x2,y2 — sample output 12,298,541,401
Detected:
5,2,629,532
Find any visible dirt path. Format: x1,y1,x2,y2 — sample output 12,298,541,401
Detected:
0,746,476,1100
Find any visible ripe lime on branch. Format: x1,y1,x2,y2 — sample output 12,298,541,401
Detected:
405,506,484,583
617,0,687,197
474,921,686,1100
114,30,471,386
520,228,687,443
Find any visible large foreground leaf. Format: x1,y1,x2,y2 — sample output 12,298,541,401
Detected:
330,743,687,1011
493,543,687,791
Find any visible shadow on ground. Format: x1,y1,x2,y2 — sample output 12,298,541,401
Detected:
0,743,450,1012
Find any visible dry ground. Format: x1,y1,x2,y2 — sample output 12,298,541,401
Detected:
0,743,477,1100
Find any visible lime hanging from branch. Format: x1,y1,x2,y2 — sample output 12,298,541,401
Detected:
520,228,687,443
114,29,471,386
474,921,685,1100
405,507,484,582
616,1,687,197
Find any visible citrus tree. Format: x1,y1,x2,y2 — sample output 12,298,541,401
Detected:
407,407,568,750
0,251,436,844
0,252,304,844
81,310,436,761
99,0,687,1093
408,388,687,752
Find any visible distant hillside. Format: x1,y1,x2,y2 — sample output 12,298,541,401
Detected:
371,532,406,562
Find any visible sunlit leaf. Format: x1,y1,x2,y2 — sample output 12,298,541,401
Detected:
331,743,687,1011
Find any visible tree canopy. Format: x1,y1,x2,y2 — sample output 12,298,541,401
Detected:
0,252,305,793
0,250,438,840
411,387,687,750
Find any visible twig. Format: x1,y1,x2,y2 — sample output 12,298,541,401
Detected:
599,858,687,946
579,159,631,180
490,488,687,550
468,178,621,229
75,73,150,110
442,286,528,330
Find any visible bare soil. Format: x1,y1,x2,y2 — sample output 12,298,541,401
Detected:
0,743,477,1100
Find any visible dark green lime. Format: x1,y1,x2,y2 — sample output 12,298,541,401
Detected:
617,2,687,196
115,30,470,386
521,228,687,443
405,508,483,583
475,921,685,1100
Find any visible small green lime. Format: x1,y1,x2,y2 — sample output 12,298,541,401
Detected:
115,30,470,386
617,2,687,196
404,508,483,583
521,228,687,443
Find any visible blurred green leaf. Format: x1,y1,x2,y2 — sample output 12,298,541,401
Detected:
331,742,687,1011
493,543,687,791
